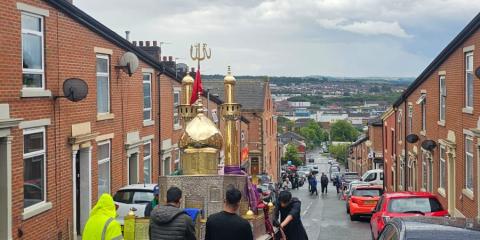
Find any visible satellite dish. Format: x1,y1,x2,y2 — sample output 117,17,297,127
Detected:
421,140,437,151
118,52,139,76
63,78,88,102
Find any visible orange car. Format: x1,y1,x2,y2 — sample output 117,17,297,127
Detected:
349,185,384,221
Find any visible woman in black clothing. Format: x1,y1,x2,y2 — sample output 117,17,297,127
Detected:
274,191,308,240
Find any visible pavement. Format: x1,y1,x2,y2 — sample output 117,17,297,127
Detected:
289,149,371,240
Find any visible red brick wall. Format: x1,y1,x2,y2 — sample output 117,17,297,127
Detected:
391,25,480,217
1,0,163,238
382,111,396,192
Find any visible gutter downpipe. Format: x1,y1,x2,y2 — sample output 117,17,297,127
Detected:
403,99,408,189
157,69,163,179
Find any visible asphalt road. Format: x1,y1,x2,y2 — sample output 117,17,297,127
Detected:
291,150,371,240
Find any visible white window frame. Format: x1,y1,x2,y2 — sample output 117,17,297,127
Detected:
408,104,413,134
465,135,474,192
439,145,446,190
143,73,152,121
21,12,45,89
422,154,427,191
439,75,446,122
173,90,181,129
143,141,152,184
96,54,110,114
23,127,46,210
97,140,111,195
465,52,474,109
421,101,426,132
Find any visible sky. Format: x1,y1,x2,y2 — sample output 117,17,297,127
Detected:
75,0,480,77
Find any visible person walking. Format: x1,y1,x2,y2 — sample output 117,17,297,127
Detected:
273,191,308,240
205,186,253,240
320,173,329,194
82,193,123,240
144,185,159,217
310,175,318,196
335,175,342,194
149,187,196,240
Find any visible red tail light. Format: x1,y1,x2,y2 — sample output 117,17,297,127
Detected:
351,197,360,204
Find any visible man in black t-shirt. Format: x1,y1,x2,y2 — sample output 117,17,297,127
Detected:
205,186,253,240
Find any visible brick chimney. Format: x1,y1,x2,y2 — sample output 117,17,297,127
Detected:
135,40,162,62
163,56,176,70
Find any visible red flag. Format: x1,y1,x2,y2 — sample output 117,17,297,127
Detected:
190,67,203,105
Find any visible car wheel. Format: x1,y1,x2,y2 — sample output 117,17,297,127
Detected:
350,214,357,221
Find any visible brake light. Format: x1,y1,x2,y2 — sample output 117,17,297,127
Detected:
351,197,360,204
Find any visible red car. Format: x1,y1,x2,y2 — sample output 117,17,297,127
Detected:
370,192,449,240
349,185,384,221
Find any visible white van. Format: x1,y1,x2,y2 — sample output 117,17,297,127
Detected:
359,169,384,186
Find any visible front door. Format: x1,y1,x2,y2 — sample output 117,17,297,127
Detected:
75,148,91,237
447,152,455,215
0,137,9,240
251,157,259,175
129,153,138,184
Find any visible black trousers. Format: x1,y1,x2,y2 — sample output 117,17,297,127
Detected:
321,185,327,193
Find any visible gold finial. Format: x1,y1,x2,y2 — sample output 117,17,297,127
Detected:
245,208,255,220
268,201,274,208
128,208,136,216
224,66,236,84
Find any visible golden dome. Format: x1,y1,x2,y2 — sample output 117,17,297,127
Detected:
179,109,223,150
182,73,194,84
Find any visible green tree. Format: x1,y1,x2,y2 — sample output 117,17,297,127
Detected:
277,116,295,133
329,144,349,164
330,120,359,142
282,144,303,166
296,120,328,149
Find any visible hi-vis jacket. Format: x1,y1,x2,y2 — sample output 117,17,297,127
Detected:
83,194,123,240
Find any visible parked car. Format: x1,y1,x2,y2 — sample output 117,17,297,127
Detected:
344,182,372,211
113,184,158,225
370,192,448,239
310,165,319,174
377,217,480,240
358,169,384,186
342,172,360,184
308,158,315,163
348,185,384,221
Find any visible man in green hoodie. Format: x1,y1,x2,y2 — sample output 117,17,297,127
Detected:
83,193,123,240
145,185,159,217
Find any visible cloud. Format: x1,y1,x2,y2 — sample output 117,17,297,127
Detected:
317,19,411,38
74,0,480,77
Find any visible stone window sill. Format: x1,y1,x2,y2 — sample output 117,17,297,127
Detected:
437,120,445,127
462,189,474,200
462,107,473,114
420,188,426,192
420,130,426,136
438,188,446,198
143,120,155,127
21,89,52,98
22,201,52,220
97,113,115,121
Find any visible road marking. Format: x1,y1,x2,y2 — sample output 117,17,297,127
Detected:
302,200,313,216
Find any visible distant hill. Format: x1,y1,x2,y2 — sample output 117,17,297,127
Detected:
202,75,414,86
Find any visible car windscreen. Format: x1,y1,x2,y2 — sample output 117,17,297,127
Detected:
353,188,383,197
113,190,153,204
388,197,443,213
